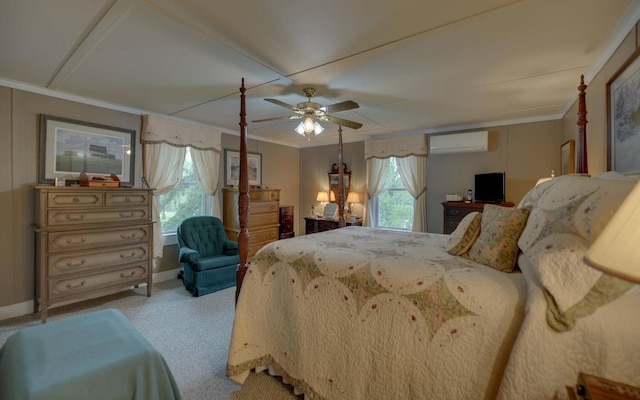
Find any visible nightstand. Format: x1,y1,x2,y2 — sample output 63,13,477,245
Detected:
568,373,640,400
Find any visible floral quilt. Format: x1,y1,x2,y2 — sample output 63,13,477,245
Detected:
227,227,527,399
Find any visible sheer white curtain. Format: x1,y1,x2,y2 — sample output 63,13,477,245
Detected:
141,115,222,266
364,158,389,227
364,135,428,232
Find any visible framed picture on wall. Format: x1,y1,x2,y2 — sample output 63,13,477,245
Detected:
224,149,262,187
607,48,640,174
38,114,135,185
561,139,575,175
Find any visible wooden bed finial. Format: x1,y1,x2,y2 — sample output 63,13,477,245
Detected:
576,75,588,174
236,78,250,303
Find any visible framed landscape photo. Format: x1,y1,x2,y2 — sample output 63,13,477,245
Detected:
561,139,575,175
607,48,640,174
39,115,135,185
224,149,262,187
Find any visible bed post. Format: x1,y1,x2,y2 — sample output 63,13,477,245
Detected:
236,79,249,303
337,126,346,228
576,75,588,174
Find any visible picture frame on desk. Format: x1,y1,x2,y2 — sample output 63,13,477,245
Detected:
38,114,135,186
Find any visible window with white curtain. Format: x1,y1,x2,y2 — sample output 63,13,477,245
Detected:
156,147,212,238
373,156,415,230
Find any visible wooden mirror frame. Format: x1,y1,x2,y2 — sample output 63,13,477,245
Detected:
328,162,350,202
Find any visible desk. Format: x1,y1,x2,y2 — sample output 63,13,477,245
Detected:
304,216,362,234
0,309,180,400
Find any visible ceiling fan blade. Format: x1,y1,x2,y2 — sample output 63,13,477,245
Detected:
252,115,301,123
264,98,299,112
321,100,360,113
322,115,363,130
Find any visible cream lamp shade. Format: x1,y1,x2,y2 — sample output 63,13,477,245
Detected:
584,180,640,283
330,191,336,202
346,192,361,204
316,191,329,202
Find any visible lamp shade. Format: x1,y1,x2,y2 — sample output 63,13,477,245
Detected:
330,191,336,202
316,191,329,202
584,181,640,283
346,192,360,203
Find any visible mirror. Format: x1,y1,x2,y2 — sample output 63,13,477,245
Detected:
328,163,351,202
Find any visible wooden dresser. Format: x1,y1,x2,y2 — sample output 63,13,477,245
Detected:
304,216,362,234
279,205,294,239
34,186,154,322
222,188,280,260
442,201,514,234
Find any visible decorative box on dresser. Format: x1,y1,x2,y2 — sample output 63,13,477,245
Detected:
222,188,280,261
33,186,154,322
441,201,514,234
279,206,295,239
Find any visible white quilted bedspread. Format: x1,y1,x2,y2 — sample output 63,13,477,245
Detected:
227,227,527,399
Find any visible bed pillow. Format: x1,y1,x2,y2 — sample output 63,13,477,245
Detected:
517,175,636,329
465,204,530,272
446,212,482,256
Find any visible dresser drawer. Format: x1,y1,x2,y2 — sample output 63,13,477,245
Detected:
105,192,150,206
248,190,279,201
251,227,279,244
249,212,279,227
445,207,474,217
47,207,150,226
47,225,150,253
47,192,103,208
48,244,149,276
251,200,279,214
48,263,149,300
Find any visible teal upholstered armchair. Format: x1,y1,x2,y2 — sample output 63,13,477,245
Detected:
176,216,240,296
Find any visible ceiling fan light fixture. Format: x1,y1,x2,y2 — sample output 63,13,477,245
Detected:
295,116,324,139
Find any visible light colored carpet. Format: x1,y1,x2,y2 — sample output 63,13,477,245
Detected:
0,279,299,400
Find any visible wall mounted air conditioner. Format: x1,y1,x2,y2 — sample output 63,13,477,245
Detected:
429,131,488,155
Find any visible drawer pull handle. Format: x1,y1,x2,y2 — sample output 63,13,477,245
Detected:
65,280,86,289
119,212,136,218
120,252,136,259
120,233,137,239
65,214,86,221
66,237,87,244
66,259,87,267
72,197,80,203
120,271,136,278
124,197,131,203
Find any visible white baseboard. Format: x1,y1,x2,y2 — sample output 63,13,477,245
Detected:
0,267,182,322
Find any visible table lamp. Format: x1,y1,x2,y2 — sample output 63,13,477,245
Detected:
584,181,640,283
316,191,330,215
346,192,361,215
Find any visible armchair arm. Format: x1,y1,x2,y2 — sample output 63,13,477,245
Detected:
179,247,200,264
223,240,239,256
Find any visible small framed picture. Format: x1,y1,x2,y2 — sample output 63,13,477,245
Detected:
224,149,262,187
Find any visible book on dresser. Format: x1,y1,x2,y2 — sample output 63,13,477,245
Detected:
33,186,154,323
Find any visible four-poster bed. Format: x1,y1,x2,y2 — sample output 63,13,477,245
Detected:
228,78,640,399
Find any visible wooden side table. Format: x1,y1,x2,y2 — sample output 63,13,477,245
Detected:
304,216,362,234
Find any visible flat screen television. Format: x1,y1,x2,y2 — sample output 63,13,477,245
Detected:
474,172,506,203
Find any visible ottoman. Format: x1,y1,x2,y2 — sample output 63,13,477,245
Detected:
0,309,181,400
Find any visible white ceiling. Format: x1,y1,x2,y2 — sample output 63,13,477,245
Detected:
1,0,639,148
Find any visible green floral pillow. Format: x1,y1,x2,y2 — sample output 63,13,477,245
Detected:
466,205,530,272
446,212,482,256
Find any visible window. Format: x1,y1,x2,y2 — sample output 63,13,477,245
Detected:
374,157,415,230
157,147,211,239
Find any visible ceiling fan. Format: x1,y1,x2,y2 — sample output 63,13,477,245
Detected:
252,87,363,140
